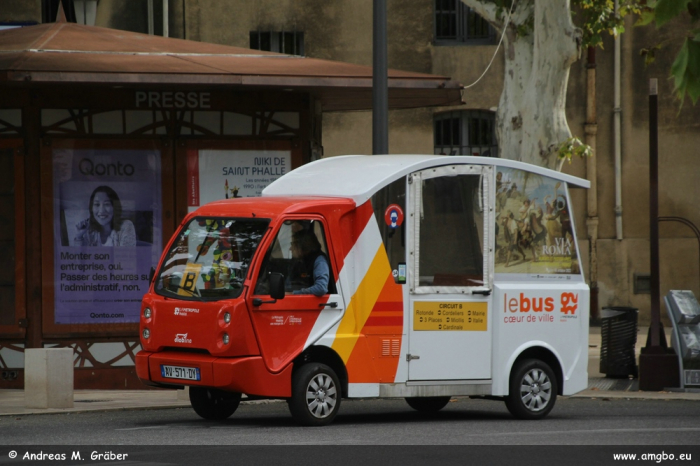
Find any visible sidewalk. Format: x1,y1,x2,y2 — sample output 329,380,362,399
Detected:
1,327,698,417
580,326,700,400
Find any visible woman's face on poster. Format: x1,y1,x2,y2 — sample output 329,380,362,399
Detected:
92,191,114,227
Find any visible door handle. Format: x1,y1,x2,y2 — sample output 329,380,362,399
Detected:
319,302,338,308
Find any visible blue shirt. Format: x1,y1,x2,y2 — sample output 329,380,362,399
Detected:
293,255,330,296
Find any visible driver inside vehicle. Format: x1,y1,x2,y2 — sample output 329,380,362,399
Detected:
288,231,329,296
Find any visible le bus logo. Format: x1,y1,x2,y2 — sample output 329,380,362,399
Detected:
504,292,578,315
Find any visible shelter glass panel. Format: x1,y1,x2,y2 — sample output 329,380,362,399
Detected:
0,110,21,135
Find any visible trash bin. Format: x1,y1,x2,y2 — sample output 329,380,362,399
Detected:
599,306,639,378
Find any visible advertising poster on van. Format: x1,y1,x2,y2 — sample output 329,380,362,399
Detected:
494,167,580,277
187,149,291,212
52,149,162,324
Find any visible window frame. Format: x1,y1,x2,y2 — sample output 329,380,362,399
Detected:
434,110,498,157
410,164,493,295
253,216,335,297
250,30,305,56
434,0,497,46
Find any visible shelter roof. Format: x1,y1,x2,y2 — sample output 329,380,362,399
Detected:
0,19,462,111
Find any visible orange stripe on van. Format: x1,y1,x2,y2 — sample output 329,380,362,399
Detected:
345,273,404,383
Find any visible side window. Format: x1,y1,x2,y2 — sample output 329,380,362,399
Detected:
418,173,484,288
254,219,335,295
494,168,581,276
371,177,406,282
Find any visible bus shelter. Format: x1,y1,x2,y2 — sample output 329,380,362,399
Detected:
0,10,461,388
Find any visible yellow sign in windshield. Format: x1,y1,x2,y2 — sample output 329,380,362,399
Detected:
178,263,203,296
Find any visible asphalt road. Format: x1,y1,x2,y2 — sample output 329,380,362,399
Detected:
2,396,700,446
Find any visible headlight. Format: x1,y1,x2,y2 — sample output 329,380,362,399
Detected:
144,308,152,319
142,328,150,339
222,333,229,345
223,312,231,324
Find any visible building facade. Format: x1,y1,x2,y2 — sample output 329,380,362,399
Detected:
3,0,700,388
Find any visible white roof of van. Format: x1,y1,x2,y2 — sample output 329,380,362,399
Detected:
263,154,590,206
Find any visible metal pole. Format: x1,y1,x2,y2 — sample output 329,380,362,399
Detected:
163,0,169,38
148,0,154,35
614,0,623,240
639,80,677,390
648,78,660,348
372,0,388,155
585,46,600,322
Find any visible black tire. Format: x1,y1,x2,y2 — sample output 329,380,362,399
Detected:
189,387,241,420
405,396,451,412
288,363,341,426
505,359,558,420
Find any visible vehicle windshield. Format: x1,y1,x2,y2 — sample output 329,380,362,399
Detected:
155,217,269,301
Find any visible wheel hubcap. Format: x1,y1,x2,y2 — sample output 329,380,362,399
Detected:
520,368,552,412
306,373,337,418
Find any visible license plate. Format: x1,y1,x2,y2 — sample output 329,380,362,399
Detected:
161,365,201,381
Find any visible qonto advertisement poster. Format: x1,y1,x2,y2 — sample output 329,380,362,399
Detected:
52,149,162,324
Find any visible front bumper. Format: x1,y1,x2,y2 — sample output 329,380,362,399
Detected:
136,351,292,398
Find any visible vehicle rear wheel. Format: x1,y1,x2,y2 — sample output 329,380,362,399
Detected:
189,387,241,420
405,396,451,412
288,363,341,426
505,359,557,420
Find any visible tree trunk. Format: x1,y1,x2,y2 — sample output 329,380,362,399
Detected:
461,0,581,170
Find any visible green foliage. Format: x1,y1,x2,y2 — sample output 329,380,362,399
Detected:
573,0,647,48
654,0,691,27
557,137,593,164
635,0,700,104
670,33,700,104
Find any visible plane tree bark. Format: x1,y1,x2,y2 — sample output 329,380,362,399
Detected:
462,0,581,170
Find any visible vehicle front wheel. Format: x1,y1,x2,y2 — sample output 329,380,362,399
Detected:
189,387,241,420
505,359,558,420
288,363,341,426
405,396,451,412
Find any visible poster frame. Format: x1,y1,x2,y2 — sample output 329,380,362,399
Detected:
0,139,26,340
40,138,174,338
174,139,302,224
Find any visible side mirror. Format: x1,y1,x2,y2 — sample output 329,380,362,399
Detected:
252,272,286,307
148,267,156,284
269,273,285,300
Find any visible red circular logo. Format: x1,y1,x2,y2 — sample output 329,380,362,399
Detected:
384,204,404,228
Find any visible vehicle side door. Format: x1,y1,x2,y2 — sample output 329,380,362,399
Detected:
248,217,346,372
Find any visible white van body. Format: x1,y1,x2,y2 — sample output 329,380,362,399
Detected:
265,155,589,400
138,154,590,425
